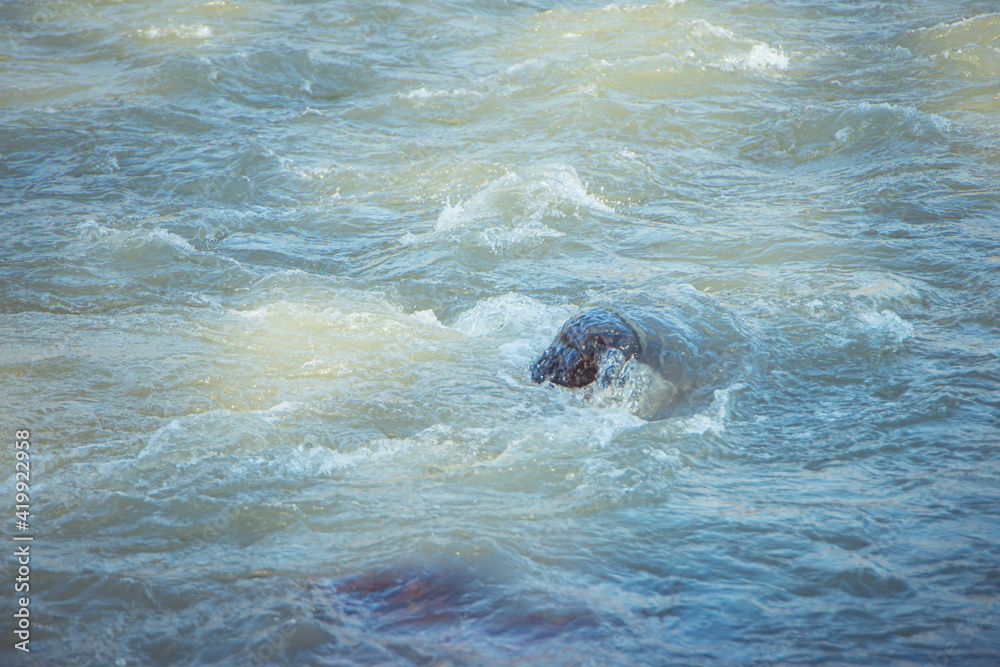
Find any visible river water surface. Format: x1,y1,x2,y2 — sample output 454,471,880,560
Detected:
2,1,1000,665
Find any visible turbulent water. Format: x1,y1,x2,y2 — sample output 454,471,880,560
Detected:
2,0,1000,664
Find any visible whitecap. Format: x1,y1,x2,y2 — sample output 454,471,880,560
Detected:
410,309,444,327
691,20,736,40
723,43,789,72
283,444,364,475
233,304,272,319
146,227,197,253
450,293,572,339
433,165,613,234
138,24,214,40
75,221,197,255
135,408,369,479
835,127,854,145
402,87,485,102
481,220,564,252
542,165,614,213
911,12,1000,38
681,383,746,436
497,341,538,369
856,310,913,345
855,101,954,135
486,406,644,468
259,401,305,424
744,44,789,71
435,196,472,232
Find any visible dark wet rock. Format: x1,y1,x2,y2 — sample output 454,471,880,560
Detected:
530,308,641,388
529,289,750,419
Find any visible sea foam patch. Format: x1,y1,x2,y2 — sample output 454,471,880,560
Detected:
137,23,214,40
450,293,576,349
722,43,789,72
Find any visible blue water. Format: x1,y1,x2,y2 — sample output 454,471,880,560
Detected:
2,1,999,665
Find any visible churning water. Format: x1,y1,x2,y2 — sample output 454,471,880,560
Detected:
2,0,1000,665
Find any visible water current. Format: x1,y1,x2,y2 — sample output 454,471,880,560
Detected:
2,0,1000,665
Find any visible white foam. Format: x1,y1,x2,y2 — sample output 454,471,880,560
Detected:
481,220,564,252
284,444,363,475
139,24,214,40
913,12,1000,37
585,360,682,419
857,309,913,344
451,293,568,339
433,173,516,232
77,219,112,238
435,196,473,232
259,401,304,424
135,408,373,478
856,101,953,134
682,383,745,436
544,166,614,213
300,166,335,179
410,309,444,327
76,221,196,255
692,20,736,40
648,446,682,465
497,340,538,368
363,423,465,467
146,227,197,253
746,44,789,70
433,165,612,234
404,87,435,100
502,58,544,77
274,153,340,180
584,407,647,447
596,0,686,16
848,275,921,303
399,230,423,246
724,44,789,71
402,87,485,101
234,304,271,319
486,406,644,468
835,127,854,144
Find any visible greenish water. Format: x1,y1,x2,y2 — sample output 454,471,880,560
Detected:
2,1,999,665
